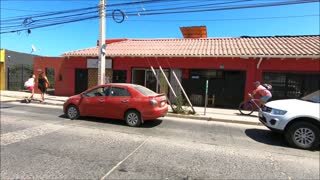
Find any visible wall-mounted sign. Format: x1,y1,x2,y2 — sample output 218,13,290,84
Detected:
87,58,112,68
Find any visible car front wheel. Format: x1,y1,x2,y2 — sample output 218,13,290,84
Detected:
66,105,80,120
285,121,320,150
125,110,141,127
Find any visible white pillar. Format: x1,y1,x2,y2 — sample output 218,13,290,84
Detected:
98,0,106,85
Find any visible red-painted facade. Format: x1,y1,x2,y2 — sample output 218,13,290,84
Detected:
34,56,87,96
34,55,320,99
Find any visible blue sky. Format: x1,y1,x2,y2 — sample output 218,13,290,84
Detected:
1,0,319,57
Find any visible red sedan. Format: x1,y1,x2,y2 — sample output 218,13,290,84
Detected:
63,83,168,127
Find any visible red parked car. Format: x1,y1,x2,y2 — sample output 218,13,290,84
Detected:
63,83,168,127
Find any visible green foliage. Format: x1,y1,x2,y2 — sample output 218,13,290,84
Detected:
172,94,195,115
172,94,185,114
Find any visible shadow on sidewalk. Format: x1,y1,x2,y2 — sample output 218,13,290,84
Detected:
58,114,163,128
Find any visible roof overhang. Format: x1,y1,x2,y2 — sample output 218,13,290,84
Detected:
62,54,320,59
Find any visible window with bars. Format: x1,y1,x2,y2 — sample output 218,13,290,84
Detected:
263,72,320,100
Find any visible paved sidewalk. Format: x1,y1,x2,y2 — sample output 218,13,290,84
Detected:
0,90,261,126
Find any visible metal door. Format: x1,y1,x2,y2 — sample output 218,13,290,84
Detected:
75,69,88,94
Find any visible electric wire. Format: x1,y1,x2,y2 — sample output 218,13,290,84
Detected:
1,0,318,34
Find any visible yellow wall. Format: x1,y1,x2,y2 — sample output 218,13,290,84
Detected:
0,49,6,90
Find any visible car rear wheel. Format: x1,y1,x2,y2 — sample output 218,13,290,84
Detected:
285,122,320,150
66,105,80,120
125,110,141,127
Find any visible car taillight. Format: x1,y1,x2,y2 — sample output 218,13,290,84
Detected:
150,99,158,106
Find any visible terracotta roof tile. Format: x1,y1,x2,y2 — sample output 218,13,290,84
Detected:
62,36,320,58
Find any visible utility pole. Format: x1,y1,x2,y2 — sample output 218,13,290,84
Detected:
98,0,106,85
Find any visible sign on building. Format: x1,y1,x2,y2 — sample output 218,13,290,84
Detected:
87,58,112,68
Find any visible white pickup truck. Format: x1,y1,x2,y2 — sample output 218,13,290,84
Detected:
259,90,320,150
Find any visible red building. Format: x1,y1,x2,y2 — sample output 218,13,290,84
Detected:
34,27,320,108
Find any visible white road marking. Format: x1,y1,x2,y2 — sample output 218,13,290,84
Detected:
100,136,151,180
1,124,64,146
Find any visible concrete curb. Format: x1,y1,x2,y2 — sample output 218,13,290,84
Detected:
1,95,262,126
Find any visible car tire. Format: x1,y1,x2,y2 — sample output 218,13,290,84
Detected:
125,110,141,127
66,105,80,120
285,121,320,150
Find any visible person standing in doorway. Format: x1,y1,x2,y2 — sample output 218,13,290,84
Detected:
37,72,50,102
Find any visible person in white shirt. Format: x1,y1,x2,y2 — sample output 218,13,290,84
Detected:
24,74,35,102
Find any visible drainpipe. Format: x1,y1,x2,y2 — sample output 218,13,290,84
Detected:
256,57,263,69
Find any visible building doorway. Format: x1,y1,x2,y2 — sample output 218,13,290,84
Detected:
45,68,55,95
75,69,88,94
182,70,246,108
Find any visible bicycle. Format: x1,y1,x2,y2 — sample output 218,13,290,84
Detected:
238,93,262,115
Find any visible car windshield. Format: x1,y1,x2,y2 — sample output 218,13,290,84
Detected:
133,85,158,96
301,90,320,103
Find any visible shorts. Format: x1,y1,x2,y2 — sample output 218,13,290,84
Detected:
260,96,271,103
27,86,34,91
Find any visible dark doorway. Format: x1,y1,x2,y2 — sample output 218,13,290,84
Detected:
45,68,55,95
182,70,246,108
211,71,246,108
132,69,145,86
75,69,88,94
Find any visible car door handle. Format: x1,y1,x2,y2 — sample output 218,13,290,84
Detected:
98,99,105,103
121,100,128,103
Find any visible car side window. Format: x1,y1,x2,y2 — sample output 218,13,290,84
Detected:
85,87,109,97
110,87,131,97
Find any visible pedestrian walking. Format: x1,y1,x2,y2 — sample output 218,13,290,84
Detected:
37,72,50,102
24,74,35,103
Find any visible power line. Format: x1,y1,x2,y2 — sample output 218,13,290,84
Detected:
125,0,319,16
124,14,319,22
1,0,318,34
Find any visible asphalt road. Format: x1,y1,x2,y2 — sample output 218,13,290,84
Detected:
1,102,319,179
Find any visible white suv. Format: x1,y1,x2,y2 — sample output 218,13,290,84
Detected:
259,90,320,150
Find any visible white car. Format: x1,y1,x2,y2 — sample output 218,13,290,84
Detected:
259,90,320,150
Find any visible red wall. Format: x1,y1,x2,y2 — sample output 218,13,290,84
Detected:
112,56,320,99
34,56,87,96
34,56,63,94
34,55,320,100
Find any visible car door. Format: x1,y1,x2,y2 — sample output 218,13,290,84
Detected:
79,86,109,117
105,86,131,119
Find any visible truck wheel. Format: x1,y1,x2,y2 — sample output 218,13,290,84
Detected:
285,122,320,150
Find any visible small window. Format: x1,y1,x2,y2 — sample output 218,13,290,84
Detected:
110,87,131,97
112,70,127,83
